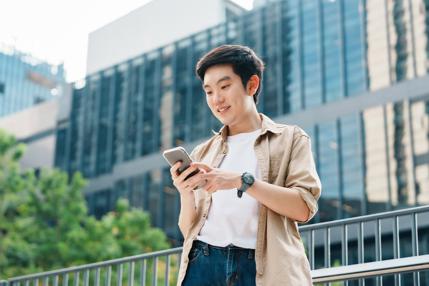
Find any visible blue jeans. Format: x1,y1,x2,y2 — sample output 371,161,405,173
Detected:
182,240,256,286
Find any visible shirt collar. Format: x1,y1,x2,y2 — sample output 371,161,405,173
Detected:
211,113,282,142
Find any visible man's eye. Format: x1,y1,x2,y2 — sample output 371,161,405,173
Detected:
206,91,212,96
221,85,230,90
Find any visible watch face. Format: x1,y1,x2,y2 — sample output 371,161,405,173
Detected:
243,173,254,184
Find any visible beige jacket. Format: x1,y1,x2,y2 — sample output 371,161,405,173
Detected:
177,114,322,286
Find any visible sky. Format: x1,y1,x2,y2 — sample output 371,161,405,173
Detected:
0,0,253,83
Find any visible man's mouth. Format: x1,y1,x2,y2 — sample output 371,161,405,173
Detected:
217,106,230,114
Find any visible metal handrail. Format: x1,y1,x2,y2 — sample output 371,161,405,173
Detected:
312,254,429,283
3,255,429,285
300,204,429,231
6,247,183,282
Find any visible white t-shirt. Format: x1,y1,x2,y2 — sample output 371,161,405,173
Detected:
197,129,261,249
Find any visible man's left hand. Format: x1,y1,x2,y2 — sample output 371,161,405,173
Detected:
190,162,242,194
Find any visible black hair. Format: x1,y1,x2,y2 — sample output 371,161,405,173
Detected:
195,45,265,104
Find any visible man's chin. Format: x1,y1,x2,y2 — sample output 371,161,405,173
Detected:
213,112,234,127
216,117,230,126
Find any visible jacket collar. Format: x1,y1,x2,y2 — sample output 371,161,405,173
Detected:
211,113,282,142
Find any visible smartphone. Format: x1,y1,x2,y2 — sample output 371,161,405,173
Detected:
162,147,199,180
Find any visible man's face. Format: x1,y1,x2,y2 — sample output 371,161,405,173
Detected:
202,64,254,127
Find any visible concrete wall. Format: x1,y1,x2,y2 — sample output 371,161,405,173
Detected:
86,0,227,75
0,99,59,170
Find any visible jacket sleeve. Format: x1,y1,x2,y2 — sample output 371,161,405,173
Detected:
285,131,322,223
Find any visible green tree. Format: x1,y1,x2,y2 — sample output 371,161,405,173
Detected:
0,130,170,279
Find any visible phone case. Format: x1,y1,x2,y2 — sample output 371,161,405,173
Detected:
162,147,193,173
162,147,199,180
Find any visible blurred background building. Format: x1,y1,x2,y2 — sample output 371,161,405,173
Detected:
0,44,65,117
0,98,61,171
50,0,429,246
86,0,245,74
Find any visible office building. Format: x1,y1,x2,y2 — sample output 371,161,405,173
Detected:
0,44,65,117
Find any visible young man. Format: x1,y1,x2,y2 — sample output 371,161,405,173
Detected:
170,45,321,286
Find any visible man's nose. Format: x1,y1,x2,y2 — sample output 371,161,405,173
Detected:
213,92,224,104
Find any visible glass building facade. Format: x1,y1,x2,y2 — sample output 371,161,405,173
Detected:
0,45,65,117
55,0,429,243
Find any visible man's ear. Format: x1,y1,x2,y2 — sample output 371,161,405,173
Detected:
246,75,260,97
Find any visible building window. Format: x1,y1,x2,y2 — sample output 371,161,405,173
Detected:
0,82,5,95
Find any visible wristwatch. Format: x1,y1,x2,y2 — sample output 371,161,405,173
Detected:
237,172,255,198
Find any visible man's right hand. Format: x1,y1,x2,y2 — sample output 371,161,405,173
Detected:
171,161,201,236
170,161,203,196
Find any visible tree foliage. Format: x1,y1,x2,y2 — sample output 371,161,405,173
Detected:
0,130,170,279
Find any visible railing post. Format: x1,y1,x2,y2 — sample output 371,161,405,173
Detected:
0,280,9,286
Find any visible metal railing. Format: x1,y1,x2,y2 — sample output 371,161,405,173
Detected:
2,205,429,286
3,254,429,286
300,205,429,285
1,247,183,286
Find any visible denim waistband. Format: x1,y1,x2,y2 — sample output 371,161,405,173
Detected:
193,240,255,250
192,240,255,259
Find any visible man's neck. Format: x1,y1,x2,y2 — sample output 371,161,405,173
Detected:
228,111,262,136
